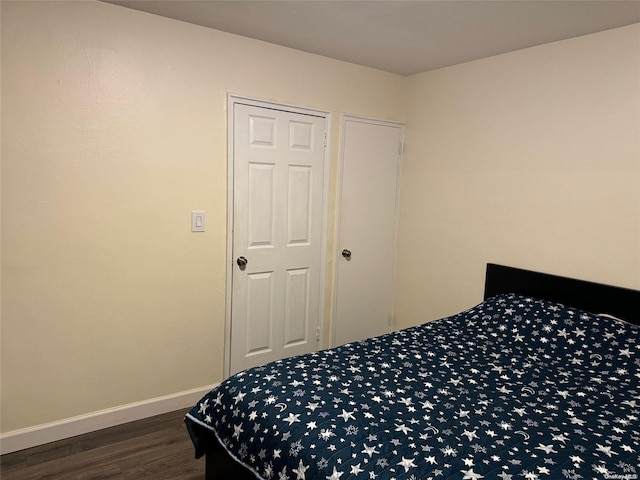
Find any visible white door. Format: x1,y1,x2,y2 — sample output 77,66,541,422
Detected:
334,117,403,346
230,102,327,375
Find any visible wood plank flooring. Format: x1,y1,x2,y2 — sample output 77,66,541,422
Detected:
0,409,205,480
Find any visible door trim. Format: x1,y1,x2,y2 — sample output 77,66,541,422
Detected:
331,114,405,346
224,94,331,378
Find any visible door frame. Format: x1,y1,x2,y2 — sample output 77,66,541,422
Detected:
332,114,404,346
224,94,332,378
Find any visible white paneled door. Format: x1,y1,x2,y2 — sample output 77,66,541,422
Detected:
334,117,404,346
229,102,327,375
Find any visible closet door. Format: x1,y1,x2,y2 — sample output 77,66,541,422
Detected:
334,116,404,346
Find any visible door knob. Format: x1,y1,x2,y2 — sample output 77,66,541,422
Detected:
341,249,352,260
236,256,248,267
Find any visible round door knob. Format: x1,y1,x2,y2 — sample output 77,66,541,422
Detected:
341,249,352,260
236,256,248,267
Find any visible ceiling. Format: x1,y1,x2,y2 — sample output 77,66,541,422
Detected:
105,0,640,76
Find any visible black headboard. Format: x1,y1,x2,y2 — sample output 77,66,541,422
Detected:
484,263,640,325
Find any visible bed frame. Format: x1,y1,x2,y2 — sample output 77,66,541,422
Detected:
484,263,639,325
199,263,640,479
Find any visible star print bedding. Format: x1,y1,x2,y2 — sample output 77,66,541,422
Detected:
185,294,639,480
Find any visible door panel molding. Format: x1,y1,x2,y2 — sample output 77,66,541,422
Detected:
225,95,331,378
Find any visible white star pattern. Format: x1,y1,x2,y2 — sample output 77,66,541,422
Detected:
461,468,484,479
293,459,309,479
326,467,343,480
397,456,416,472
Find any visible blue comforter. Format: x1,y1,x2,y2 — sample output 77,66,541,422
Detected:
186,294,639,479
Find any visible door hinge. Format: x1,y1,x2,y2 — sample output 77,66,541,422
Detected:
316,325,321,342
323,133,328,148
388,314,394,327
398,142,404,155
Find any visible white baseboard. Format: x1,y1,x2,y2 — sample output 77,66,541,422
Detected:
0,384,217,455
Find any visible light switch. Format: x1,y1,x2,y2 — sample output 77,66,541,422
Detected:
191,211,206,232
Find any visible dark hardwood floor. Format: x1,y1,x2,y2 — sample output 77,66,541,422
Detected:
0,409,205,480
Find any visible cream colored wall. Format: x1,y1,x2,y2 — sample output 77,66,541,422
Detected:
0,0,405,433
395,24,640,328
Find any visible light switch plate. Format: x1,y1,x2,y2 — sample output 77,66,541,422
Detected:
191,211,206,232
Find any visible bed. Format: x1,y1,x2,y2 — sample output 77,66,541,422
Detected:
185,263,639,479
